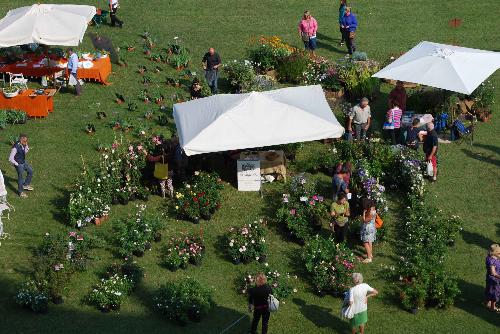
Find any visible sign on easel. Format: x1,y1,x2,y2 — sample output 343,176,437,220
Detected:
237,159,261,191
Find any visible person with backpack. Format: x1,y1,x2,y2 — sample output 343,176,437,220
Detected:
248,273,273,334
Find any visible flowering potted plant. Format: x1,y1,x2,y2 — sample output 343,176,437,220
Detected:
224,219,267,264
15,280,49,313
237,266,296,301
87,274,134,312
161,233,205,270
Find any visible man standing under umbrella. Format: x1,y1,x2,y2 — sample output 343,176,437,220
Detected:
109,0,123,28
67,48,81,96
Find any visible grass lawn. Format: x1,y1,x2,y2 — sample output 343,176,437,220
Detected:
0,0,499,333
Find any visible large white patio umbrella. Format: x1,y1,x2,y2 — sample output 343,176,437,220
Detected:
372,41,500,94
0,4,96,47
173,85,345,156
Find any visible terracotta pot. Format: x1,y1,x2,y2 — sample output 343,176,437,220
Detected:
102,214,109,222
94,217,102,225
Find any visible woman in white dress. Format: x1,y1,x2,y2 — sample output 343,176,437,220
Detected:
349,273,378,334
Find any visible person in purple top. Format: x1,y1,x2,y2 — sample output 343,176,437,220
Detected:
485,244,500,312
340,7,358,56
67,48,81,96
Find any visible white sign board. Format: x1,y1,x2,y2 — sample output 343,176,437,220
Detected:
237,159,261,191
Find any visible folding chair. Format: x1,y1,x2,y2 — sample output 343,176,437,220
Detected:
451,119,475,145
7,72,28,89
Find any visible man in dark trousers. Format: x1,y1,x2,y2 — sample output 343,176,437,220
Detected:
109,0,123,28
202,47,221,94
8,134,33,198
423,122,438,182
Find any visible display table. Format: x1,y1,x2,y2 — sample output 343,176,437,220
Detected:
402,112,434,127
240,150,287,181
0,89,55,117
0,56,112,84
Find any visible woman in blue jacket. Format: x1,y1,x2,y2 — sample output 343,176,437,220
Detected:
340,7,358,55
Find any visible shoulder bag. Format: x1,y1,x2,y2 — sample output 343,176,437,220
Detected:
301,20,310,42
375,214,384,229
268,294,279,312
154,155,169,180
383,110,395,130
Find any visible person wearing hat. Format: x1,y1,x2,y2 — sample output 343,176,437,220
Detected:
348,97,371,140
485,244,500,312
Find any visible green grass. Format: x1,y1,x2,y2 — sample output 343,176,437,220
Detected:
0,0,499,333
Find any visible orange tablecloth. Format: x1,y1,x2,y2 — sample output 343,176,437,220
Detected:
0,89,54,117
0,57,112,84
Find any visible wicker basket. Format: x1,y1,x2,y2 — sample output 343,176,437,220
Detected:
2,89,19,98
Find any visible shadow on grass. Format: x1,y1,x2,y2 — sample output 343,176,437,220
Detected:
461,229,496,249
293,298,349,332
472,143,500,156
461,149,500,167
455,279,500,328
3,173,19,195
49,185,71,225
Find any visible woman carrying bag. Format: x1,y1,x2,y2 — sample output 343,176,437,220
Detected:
298,10,318,55
248,273,274,334
383,101,403,144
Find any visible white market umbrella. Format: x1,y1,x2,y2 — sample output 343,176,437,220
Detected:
372,41,500,94
173,85,345,156
0,4,96,47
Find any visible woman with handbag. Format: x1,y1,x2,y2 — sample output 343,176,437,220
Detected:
349,273,378,334
383,101,403,144
360,199,377,264
298,11,318,55
340,7,358,56
248,273,273,334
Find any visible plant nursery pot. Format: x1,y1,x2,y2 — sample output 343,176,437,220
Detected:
52,296,64,305
242,257,251,264
192,217,200,224
154,233,162,242
100,307,111,313
258,255,267,264
191,258,202,266
112,197,119,205
188,310,202,322
201,212,211,221
145,242,152,250
317,290,327,297
133,250,145,257
94,217,102,225
119,197,129,205
232,257,241,265
410,308,418,315
129,194,137,201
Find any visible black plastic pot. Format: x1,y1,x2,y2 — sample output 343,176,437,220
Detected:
410,308,418,315
201,212,211,221
145,242,151,250
52,296,64,305
258,255,267,264
192,217,200,224
232,257,241,265
154,233,162,242
100,307,111,313
133,250,145,257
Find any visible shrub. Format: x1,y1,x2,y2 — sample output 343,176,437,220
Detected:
87,274,135,311
223,59,256,92
467,80,495,110
113,205,162,257
174,171,224,222
15,280,49,313
224,219,267,263
292,142,338,173
154,278,214,324
276,175,328,242
336,59,380,100
302,236,355,294
248,36,294,72
276,51,311,84
238,267,295,300
161,233,205,270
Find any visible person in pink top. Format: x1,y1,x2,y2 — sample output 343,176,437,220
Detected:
298,11,318,55
384,101,403,144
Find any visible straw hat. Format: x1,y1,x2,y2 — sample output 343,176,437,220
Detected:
490,244,500,257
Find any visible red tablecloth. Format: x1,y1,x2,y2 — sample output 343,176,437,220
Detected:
0,89,54,117
0,56,112,84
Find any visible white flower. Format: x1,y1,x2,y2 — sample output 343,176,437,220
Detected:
264,263,269,267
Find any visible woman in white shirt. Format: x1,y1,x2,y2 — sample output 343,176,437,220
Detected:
349,273,378,334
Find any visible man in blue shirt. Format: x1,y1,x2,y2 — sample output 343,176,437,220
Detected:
67,48,81,96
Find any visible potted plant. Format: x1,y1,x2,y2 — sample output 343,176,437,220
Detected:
115,93,125,104
138,90,150,103
144,110,154,120
138,65,146,75
96,111,107,119
85,123,96,134
3,86,19,98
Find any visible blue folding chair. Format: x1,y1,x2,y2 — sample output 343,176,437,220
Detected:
451,119,474,145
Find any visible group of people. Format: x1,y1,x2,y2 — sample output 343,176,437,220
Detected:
248,271,378,334
298,1,358,56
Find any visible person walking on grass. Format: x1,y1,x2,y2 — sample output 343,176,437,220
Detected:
109,0,123,28
485,244,500,312
360,199,377,263
202,47,221,94
338,0,348,46
423,122,438,182
8,134,33,198
341,7,358,56
298,10,318,55
248,273,272,334
67,48,81,96
349,273,378,334
348,97,371,140
330,192,350,243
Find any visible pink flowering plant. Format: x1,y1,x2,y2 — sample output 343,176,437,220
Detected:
302,235,355,294
276,175,327,242
161,233,205,270
224,219,267,264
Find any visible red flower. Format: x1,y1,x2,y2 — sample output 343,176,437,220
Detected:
193,197,199,202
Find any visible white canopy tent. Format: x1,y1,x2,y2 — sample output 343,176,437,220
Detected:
372,41,500,94
173,85,344,156
0,4,96,47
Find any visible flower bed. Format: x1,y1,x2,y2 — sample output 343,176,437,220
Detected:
174,171,224,222
276,175,328,242
153,278,214,324
237,267,296,301
161,233,205,270
302,236,355,295
224,219,267,264
113,205,163,257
